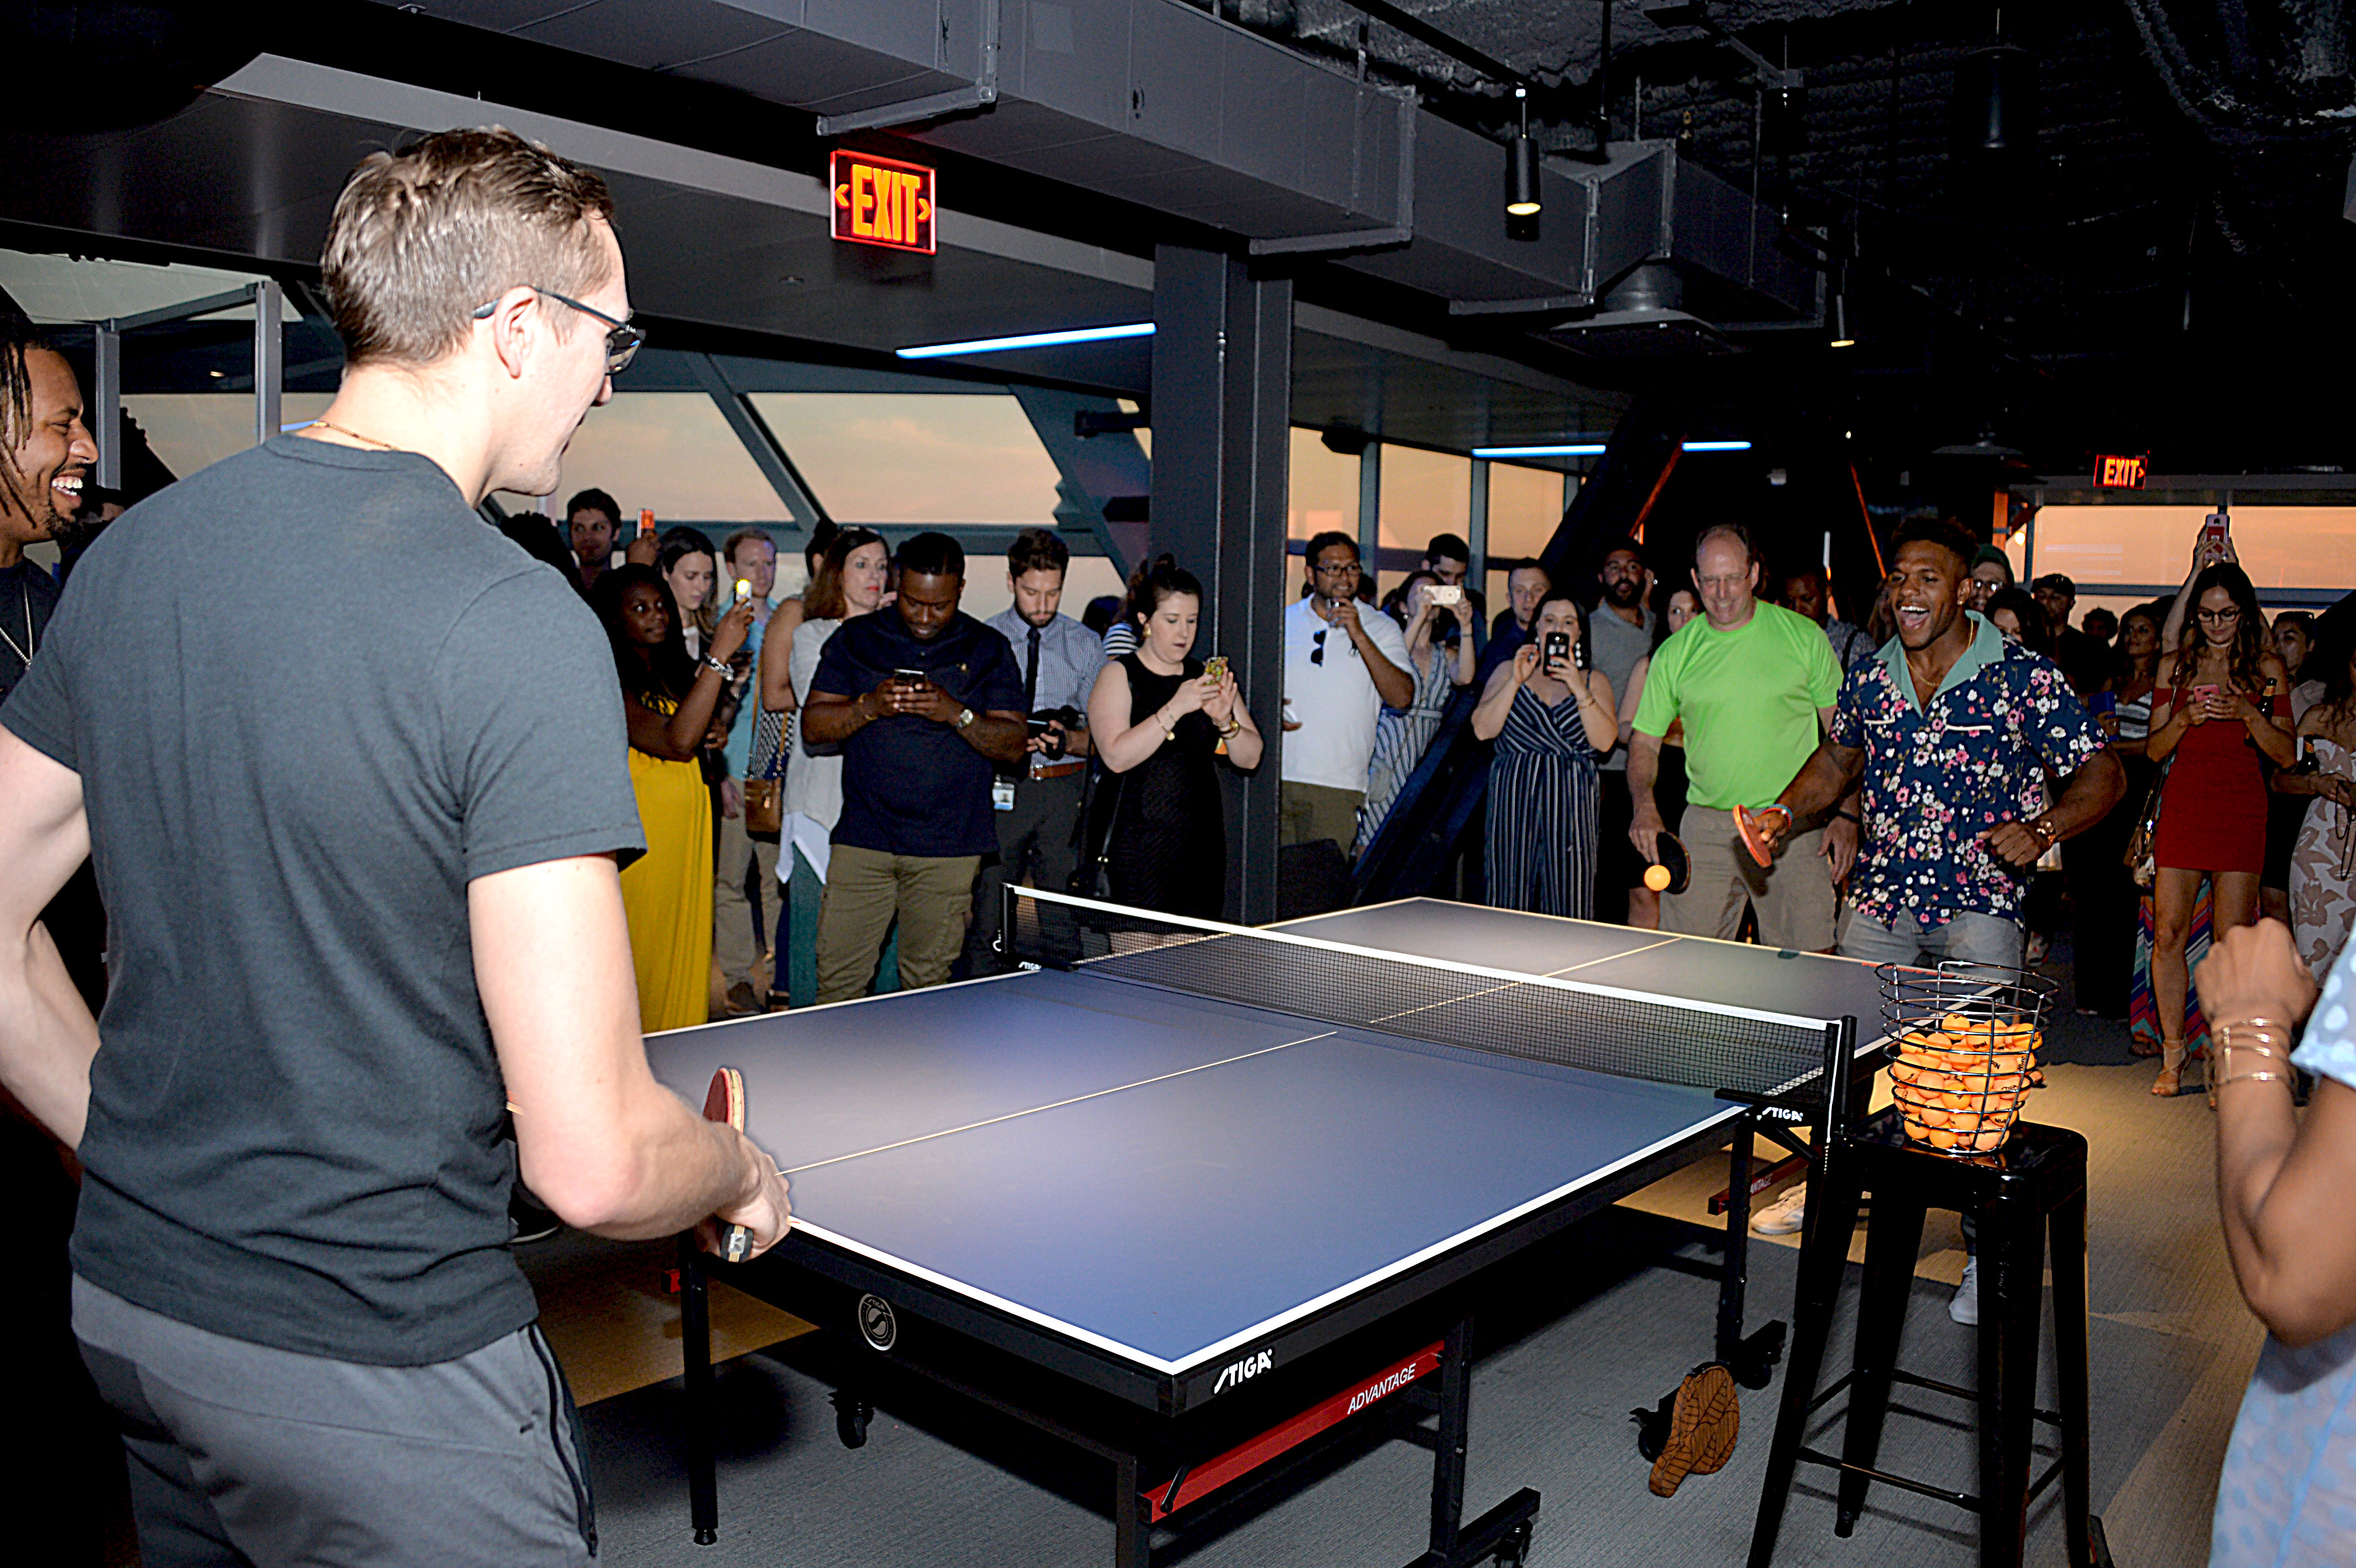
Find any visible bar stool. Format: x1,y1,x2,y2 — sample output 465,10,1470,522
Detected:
1746,1110,2105,1568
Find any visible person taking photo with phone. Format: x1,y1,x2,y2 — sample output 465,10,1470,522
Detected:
1472,589,1617,916
2146,547,2297,1095
1087,559,1262,918
1280,533,1412,854
1359,570,1475,849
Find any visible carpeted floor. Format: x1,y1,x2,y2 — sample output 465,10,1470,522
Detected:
543,950,2260,1568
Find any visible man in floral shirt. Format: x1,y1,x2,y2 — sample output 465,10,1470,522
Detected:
1750,516,2123,969
1745,517,2122,1319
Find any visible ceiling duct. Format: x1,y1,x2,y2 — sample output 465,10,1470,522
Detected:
370,0,1815,327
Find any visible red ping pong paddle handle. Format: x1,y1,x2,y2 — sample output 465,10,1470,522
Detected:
702,1067,753,1264
1733,805,1781,870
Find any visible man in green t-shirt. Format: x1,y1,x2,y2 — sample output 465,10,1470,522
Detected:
1629,523,1857,948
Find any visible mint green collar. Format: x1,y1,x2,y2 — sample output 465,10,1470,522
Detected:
1878,611,2004,716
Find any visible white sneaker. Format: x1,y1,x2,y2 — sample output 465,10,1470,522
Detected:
1949,1259,1979,1326
1752,1183,1808,1235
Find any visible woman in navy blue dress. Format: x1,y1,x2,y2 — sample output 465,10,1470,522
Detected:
1471,590,1619,917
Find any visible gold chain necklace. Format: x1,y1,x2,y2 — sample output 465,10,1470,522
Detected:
305,418,399,451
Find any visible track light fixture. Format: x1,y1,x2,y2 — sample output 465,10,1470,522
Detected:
1506,88,1541,218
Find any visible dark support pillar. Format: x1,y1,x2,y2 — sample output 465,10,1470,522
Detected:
1151,244,1292,925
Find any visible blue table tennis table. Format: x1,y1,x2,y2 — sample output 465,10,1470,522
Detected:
649,892,1892,1568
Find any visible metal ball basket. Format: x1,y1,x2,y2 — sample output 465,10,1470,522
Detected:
1877,961,2057,1156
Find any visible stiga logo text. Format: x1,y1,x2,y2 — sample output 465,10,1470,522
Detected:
1212,1349,1274,1394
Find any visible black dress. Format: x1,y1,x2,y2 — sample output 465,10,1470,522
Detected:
1106,654,1228,918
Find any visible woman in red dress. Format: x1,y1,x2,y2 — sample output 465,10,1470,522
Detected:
2146,561,2296,1094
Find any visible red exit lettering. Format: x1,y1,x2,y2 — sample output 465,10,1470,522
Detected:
2093,453,2149,490
831,150,937,255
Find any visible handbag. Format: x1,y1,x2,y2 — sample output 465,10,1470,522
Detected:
742,706,789,836
1067,763,1127,900
2123,755,2174,891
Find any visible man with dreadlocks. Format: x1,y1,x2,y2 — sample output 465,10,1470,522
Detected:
0,130,788,1565
0,316,94,704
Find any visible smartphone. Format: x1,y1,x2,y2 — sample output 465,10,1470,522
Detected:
2200,510,2230,559
1543,631,1571,671
1429,584,1463,608
2191,683,2220,705
638,508,656,539
893,667,927,687
1203,654,1228,685
2091,691,2117,716
733,577,753,608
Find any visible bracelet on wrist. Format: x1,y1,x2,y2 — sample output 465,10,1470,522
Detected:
2209,1019,2298,1108
700,653,732,677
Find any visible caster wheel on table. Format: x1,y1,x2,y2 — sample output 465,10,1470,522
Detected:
1493,1520,1534,1567
693,1528,717,1546
832,1389,873,1448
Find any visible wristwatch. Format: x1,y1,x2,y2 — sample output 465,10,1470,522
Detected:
954,707,976,730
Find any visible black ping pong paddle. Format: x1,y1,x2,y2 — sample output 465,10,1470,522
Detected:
1652,832,1691,896
703,1067,754,1264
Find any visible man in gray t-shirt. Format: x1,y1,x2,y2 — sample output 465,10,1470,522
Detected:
1587,539,1656,924
0,129,788,1566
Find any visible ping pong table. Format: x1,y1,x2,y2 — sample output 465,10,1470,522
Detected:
648,891,1891,1568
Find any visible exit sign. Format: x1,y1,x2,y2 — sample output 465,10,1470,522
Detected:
831,150,935,254
2093,452,2149,489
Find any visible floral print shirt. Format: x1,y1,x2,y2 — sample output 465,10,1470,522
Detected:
1827,613,2107,928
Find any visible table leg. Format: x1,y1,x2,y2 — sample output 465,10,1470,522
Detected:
679,1236,718,1546
2049,1185,2094,1566
1114,1449,1151,1568
1719,1123,1754,1367
1428,1316,1472,1557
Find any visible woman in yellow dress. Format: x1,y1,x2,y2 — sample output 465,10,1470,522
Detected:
591,563,757,1031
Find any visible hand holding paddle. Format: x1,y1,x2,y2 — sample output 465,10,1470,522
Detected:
1645,832,1691,896
702,1067,792,1263
1733,803,1793,868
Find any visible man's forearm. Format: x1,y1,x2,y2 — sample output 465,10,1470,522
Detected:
574,1105,762,1243
0,920,101,1148
1627,733,1663,819
1776,742,1864,821
798,692,867,746
2039,751,2127,841
960,714,1028,765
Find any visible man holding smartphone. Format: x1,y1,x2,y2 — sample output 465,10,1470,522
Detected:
967,529,1099,975
801,532,1026,1002
1282,532,1413,851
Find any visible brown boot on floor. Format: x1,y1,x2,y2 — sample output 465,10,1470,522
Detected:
1648,1362,1740,1498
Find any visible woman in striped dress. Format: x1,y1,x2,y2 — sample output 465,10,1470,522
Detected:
1357,571,1476,849
1472,590,1618,917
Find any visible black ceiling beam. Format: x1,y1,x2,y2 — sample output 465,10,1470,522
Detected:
1342,0,1530,88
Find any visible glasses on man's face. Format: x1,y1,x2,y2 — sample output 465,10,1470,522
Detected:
2196,608,2242,623
473,287,644,375
1311,558,1361,579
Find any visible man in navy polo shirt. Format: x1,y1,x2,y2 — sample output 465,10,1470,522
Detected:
801,532,1026,1002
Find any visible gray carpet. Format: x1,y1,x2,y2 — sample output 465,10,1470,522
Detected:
580,951,2251,1568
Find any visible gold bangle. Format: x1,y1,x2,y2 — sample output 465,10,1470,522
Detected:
2209,1019,2298,1109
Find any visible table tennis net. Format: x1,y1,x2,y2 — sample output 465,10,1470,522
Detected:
1004,887,1838,1101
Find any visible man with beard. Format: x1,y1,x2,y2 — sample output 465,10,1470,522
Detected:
1783,562,1874,674
1586,539,1654,923
0,319,95,703
1741,517,2120,1316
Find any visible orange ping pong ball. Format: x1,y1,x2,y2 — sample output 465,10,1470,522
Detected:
1644,863,1673,892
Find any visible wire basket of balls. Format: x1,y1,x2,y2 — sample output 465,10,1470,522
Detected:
1878,961,2056,1156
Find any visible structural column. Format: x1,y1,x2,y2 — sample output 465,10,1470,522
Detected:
1150,244,1292,924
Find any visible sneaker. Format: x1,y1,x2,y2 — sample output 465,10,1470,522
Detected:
1647,1362,1741,1498
1949,1258,1979,1326
1751,1183,1808,1236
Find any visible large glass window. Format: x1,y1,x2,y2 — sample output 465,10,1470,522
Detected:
1379,446,1470,554
123,392,331,481
750,392,1063,525
1487,464,1570,619
497,393,787,522
1287,427,1360,601
2027,505,2356,597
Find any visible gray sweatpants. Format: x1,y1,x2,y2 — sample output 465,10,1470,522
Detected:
74,1277,596,1568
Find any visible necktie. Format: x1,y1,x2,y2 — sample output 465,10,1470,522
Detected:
1024,624,1041,716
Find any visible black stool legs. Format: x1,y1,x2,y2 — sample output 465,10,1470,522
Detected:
1834,1192,1929,1534
1746,1122,2098,1568
1746,1174,1862,1568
